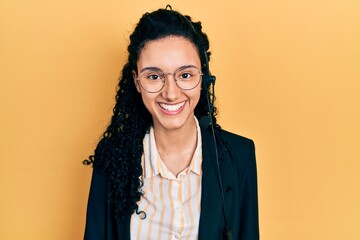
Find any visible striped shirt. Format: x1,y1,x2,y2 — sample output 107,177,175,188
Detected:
130,119,202,240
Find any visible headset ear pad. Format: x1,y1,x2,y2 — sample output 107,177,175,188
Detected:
209,75,216,85
201,49,216,89
201,71,216,89
201,71,211,89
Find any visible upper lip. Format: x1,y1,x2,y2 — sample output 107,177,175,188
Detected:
158,100,186,105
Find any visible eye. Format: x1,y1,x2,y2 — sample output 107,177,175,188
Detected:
176,71,194,80
180,72,192,79
176,67,199,80
146,72,162,81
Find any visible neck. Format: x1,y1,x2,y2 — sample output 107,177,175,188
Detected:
152,117,198,176
153,118,197,154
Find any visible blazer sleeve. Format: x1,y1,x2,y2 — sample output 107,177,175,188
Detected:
84,167,108,240
238,140,260,239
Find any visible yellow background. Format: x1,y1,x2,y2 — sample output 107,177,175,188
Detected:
1,0,359,239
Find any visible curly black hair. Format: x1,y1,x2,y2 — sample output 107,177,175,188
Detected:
84,6,218,221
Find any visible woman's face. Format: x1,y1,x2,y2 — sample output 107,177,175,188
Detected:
134,36,202,132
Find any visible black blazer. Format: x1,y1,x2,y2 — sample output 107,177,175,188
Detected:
84,123,259,240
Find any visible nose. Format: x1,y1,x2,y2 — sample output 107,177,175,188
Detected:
161,74,181,101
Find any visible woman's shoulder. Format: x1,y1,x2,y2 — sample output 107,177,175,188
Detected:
217,128,255,149
214,127,256,163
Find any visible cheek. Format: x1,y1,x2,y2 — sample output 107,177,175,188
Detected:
193,90,203,110
192,89,202,105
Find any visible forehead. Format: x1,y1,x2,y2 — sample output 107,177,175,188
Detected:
137,36,201,70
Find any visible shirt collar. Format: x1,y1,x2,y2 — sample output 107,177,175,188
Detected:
142,116,202,179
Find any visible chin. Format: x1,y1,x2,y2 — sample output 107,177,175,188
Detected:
154,114,194,131
158,119,186,130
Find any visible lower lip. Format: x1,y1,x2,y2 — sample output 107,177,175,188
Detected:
158,101,186,115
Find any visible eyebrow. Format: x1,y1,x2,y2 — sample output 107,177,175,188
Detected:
139,65,198,73
139,67,161,73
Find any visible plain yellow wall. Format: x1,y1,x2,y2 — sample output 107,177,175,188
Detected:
1,0,359,239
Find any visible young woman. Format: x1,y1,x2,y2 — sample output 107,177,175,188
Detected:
84,6,259,240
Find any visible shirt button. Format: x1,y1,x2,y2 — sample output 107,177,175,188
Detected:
175,204,181,210
174,235,180,239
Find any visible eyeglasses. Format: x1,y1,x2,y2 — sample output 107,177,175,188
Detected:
136,66,203,93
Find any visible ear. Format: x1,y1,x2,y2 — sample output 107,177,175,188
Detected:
132,70,141,93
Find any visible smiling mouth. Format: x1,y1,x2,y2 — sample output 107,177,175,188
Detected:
158,101,186,112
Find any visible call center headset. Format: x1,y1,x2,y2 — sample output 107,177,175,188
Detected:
202,46,233,240
172,6,233,240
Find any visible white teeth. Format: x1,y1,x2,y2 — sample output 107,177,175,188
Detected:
159,101,186,111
